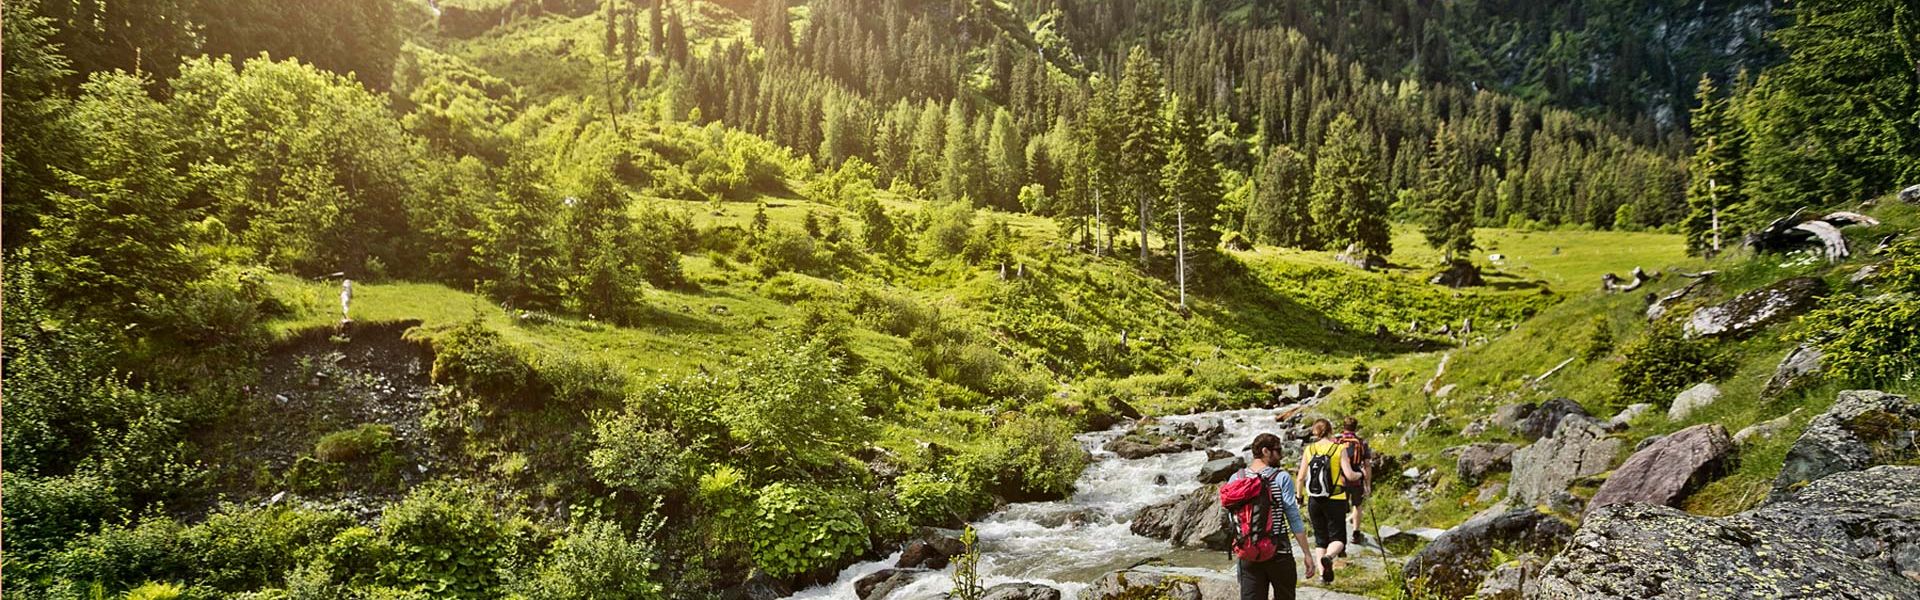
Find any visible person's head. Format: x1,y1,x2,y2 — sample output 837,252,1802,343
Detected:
1250,432,1284,465
1342,417,1359,434
1310,418,1332,439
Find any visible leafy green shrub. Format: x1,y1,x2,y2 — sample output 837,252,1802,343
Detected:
516,516,665,600
587,414,687,498
124,581,186,600
719,334,871,471
314,425,395,463
51,516,193,598
893,472,982,527
1,471,121,561
1801,239,1920,384
1616,324,1733,407
751,227,827,277
918,201,974,261
694,465,755,552
427,320,534,399
184,505,353,592
749,483,869,578
376,483,528,598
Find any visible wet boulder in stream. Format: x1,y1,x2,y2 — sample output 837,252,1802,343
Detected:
1104,430,1193,459
1196,456,1247,484
895,530,965,569
981,582,1062,600
1130,484,1230,550
855,569,921,600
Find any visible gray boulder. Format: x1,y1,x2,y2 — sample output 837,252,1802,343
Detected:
1516,398,1590,441
720,570,792,600
1084,569,1202,600
1451,443,1519,484
1666,382,1722,421
1528,466,1920,599
1733,412,1794,445
855,569,920,600
1196,456,1247,484
1104,431,1192,459
1586,423,1733,513
1771,390,1919,500
1509,416,1623,507
1491,402,1537,431
895,531,965,569
1683,277,1827,339
1401,507,1576,599
1130,484,1230,550
981,582,1062,600
1762,345,1825,398
1605,403,1652,432
1902,183,1920,203
1473,553,1543,600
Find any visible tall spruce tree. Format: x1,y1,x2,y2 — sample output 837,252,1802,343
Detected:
1420,122,1475,264
1683,73,1745,256
1310,113,1392,262
1160,97,1223,308
1246,145,1315,249
1118,46,1167,269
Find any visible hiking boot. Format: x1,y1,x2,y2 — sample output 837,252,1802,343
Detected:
1321,555,1334,584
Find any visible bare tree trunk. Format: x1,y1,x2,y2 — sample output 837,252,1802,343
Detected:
1138,193,1150,268
1093,188,1104,256
1176,205,1188,309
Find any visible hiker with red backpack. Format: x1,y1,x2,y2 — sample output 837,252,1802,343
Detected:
1295,418,1355,584
1331,417,1372,546
1221,433,1317,600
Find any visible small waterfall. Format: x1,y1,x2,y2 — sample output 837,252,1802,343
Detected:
789,407,1291,600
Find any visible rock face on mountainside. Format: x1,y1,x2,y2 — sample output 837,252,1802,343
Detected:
1527,466,1920,599
1131,485,1229,550
1682,277,1826,339
1771,390,1919,500
1401,508,1575,599
1451,443,1518,485
1585,423,1732,513
1509,416,1623,507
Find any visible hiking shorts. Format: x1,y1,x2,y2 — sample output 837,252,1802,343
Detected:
1344,484,1366,507
1307,497,1349,548
1236,555,1297,600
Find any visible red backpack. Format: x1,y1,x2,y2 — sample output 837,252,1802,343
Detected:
1219,470,1279,561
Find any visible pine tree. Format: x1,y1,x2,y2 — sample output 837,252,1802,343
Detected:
909,100,945,191
478,159,565,310
1118,46,1167,268
986,108,1024,210
941,99,980,203
1310,113,1391,263
1420,122,1475,264
1160,97,1223,307
1683,74,1743,256
1246,145,1315,249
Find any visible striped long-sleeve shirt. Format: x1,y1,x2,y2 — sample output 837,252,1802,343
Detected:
1227,465,1306,540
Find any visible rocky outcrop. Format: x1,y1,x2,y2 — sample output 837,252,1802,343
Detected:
1473,553,1543,600
1666,382,1722,421
1682,277,1827,339
1509,416,1623,507
1430,260,1486,288
1130,485,1229,550
1761,345,1824,397
1516,398,1590,442
1902,184,1920,203
981,582,1062,600
1528,466,1920,599
1196,456,1246,484
1401,508,1575,599
1451,443,1518,484
1771,390,1919,500
1585,424,1733,513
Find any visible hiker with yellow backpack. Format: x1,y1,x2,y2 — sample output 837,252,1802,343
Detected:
1295,418,1355,584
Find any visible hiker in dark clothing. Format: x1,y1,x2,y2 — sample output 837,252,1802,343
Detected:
1332,417,1373,545
1228,433,1318,600
1296,418,1355,584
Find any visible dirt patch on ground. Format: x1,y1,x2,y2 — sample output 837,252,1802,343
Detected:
193,320,448,520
